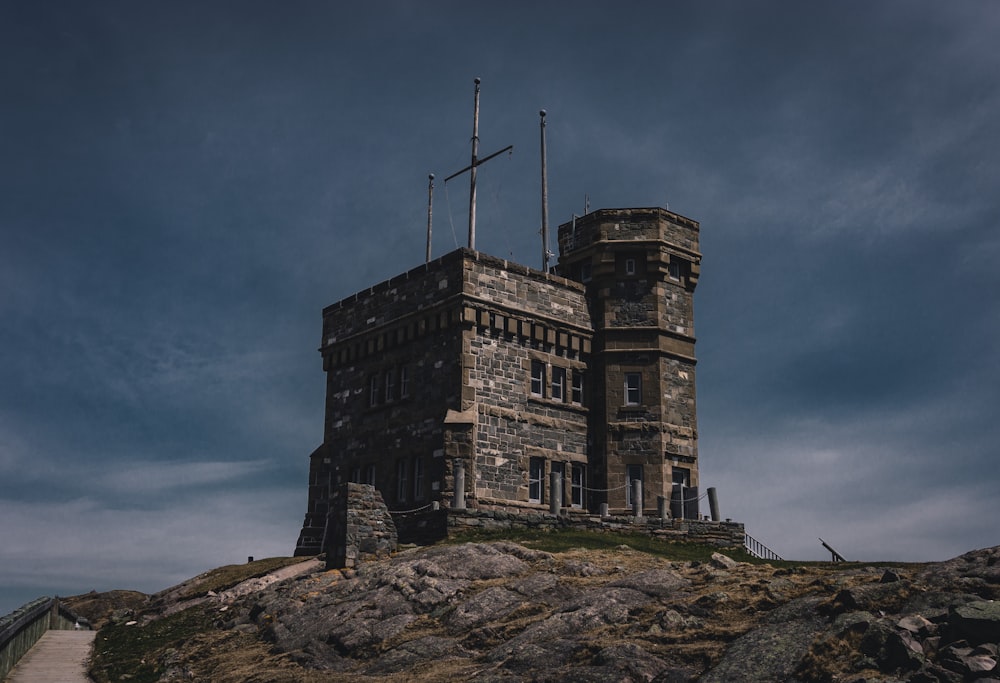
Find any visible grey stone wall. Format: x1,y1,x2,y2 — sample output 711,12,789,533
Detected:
325,482,398,569
555,207,702,516
298,206,707,555
461,255,592,510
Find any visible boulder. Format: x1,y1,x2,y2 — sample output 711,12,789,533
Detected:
948,600,1000,644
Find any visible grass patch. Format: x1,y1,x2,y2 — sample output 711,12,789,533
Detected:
171,556,308,601
447,528,923,570
90,605,215,683
448,527,760,563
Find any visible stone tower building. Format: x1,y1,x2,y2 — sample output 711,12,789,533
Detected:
295,207,701,555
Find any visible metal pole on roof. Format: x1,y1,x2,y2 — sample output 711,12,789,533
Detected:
540,109,550,272
468,78,481,249
426,173,434,262
444,78,513,252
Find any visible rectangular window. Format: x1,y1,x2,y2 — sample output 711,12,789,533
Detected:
530,360,545,397
364,464,376,486
551,366,566,402
413,456,425,501
624,372,642,406
672,467,694,520
580,261,592,283
551,462,565,507
669,259,681,281
385,370,396,402
571,463,585,508
369,374,379,407
625,464,643,508
571,371,584,404
399,365,410,398
396,459,408,502
528,457,544,503
350,466,361,484
625,257,637,275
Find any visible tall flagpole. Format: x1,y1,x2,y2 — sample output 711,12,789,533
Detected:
468,78,481,249
444,78,513,252
426,173,434,263
540,109,550,272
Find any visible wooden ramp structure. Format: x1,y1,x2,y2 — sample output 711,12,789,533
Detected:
4,630,96,682
1,597,93,682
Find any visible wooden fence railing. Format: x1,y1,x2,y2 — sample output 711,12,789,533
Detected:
0,597,84,680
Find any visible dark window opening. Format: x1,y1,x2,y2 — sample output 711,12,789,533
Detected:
530,360,545,397
400,365,410,398
571,371,584,404
571,464,585,508
552,367,566,402
625,372,642,406
528,457,544,503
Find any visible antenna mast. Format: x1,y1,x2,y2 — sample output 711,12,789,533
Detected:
426,173,435,263
468,79,480,250
444,78,513,250
540,109,550,272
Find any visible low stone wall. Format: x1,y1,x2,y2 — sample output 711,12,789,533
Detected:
325,483,398,569
392,507,449,546
392,506,745,549
331,487,745,567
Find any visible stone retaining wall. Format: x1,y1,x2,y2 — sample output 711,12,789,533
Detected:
325,483,398,569
388,504,745,550
443,508,745,548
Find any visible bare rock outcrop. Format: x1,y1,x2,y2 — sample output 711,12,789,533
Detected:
89,543,1000,682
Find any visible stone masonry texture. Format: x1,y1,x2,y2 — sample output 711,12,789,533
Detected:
296,207,706,556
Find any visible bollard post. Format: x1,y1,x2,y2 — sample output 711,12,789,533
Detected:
600,502,609,518
657,495,669,521
707,487,720,522
453,460,466,510
631,479,643,520
549,471,562,515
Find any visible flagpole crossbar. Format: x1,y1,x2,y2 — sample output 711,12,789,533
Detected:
444,78,513,250
443,145,513,183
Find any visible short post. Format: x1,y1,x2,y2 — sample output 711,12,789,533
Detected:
600,502,609,518
631,479,643,520
549,471,562,515
657,495,669,521
452,460,466,510
247,556,254,563
707,487,720,522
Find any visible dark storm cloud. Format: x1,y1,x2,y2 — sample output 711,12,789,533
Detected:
1,1,998,613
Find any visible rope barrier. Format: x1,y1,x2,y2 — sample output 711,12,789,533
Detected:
580,482,629,493
387,503,435,515
577,485,706,504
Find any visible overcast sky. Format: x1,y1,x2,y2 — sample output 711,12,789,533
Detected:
2,1,998,616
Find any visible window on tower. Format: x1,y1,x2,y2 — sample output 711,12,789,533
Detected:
528,457,544,503
551,366,566,402
624,372,642,406
530,360,545,397
669,259,681,281
571,370,585,405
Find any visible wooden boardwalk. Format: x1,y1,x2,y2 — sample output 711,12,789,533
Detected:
5,630,96,682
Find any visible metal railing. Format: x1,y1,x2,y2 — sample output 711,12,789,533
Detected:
744,532,783,561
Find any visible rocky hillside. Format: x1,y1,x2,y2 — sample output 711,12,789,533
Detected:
73,539,1000,682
